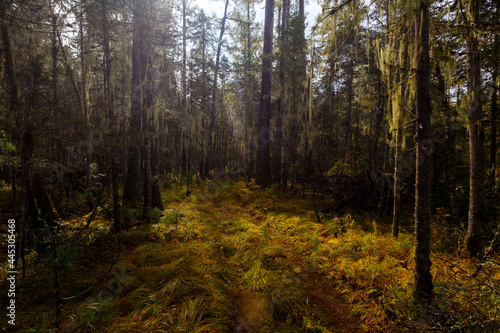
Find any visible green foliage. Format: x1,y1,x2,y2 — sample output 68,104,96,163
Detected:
12,180,500,333
242,260,271,291
0,130,16,166
76,292,117,327
162,209,182,227
57,245,82,272
327,161,353,178
145,207,162,223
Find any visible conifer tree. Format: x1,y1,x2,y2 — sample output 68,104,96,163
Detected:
413,0,433,303
256,0,275,186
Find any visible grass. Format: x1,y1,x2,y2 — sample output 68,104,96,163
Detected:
2,179,499,332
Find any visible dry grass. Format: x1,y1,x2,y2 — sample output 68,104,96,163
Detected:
4,179,499,332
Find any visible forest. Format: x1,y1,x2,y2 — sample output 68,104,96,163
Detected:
0,0,499,331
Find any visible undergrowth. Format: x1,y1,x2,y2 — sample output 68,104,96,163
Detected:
1,179,498,332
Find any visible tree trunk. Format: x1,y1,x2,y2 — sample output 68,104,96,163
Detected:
124,0,143,202
0,9,19,109
344,59,354,159
490,68,497,172
142,141,152,219
392,130,401,238
274,0,289,184
465,0,485,257
142,24,155,218
256,0,275,186
151,136,164,210
207,0,230,175
413,0,433,303
79,0,91,191
101,0,121,232
181,0,188,178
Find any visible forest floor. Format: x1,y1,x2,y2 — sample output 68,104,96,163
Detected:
1,179,499,332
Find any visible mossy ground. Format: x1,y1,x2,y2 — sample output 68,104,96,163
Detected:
1,179,499,332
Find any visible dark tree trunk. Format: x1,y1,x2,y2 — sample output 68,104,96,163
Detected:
413,0,433,303
2,5,26,271
369,75,385,179
274,0,289,184
181,0,188,178
142,49,154,219
434,62,459,224
392,130,401,238
256,0,275,186
101,0,121,232
142,141,152,219
124,0,143,202
151,136,164,210
490,68,497,171
466,0,485,257
344,60,354,159
33,173,59,226
393,34,409,238
207,0,230,175
0,9,19,109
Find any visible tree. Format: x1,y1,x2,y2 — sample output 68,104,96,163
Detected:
255,0,274,186
181,0,188,177
228,0,260,183
207,0,230,176
123,0,144,202
100,0,121,232
273,0,289,184
413,0,433,303
465,0,486,257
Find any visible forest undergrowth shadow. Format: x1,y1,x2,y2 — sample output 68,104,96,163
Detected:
1,179,499,332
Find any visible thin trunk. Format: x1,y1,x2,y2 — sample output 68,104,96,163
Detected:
246,1,252,184
370,76,384,179
51,226,61,328
181,0,188,177
256,0,275,186
201,20,209,179
79,0,91,191
0,10,19,109
124,0,143,201
274,0,289,184
142,141,152,219
436,61,458,224
344,59,354,159
393,32,409,238
51,11,58,110
413,0,433,303
490,68,497,171
208,0,230,175
151,136,164,210
142,28,154,218
392,130,401,238
101,0,121,232
57,31,81,107
466,0,485,257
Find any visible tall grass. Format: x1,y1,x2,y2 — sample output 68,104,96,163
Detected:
12,180,499,332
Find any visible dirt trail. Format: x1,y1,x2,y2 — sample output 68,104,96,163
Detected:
207,189,363,332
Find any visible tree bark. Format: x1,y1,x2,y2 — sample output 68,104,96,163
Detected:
413,0,433,303
181,0,188,177
207,0,230,175
256,0,275,186
392,130,401,238
490,68,497,172
101,0,121,232
465,0,485,257
124,0,143,202
142,141,152,219
151,135,164,210
274,0,289,184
